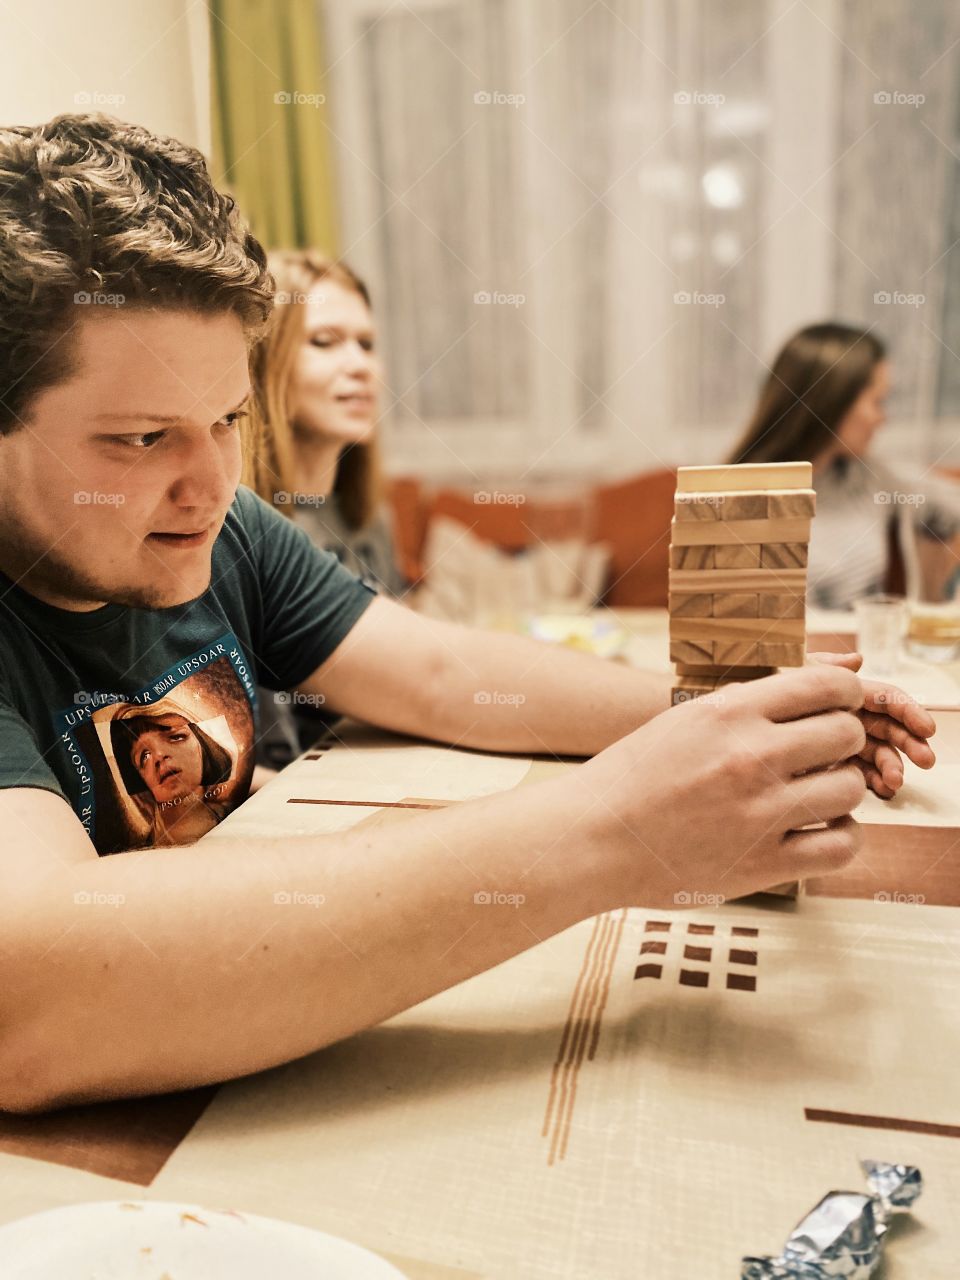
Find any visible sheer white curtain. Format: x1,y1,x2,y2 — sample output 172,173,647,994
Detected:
324,0,960,480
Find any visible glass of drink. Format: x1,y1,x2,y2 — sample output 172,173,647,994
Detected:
905,601,960,662
854,594,908,675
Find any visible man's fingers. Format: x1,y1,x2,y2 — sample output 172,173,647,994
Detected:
780,763,867,829
860,712,937,767
778,814,862,877
775,710,866,776
808,651,863,672
735,666,864,724
858,736,904,786
854,757,897,799
863,682,937,739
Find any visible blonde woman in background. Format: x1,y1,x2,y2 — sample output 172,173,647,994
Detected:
246,251,404,767
245,250,403,597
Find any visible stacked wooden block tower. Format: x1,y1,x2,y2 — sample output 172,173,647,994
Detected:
669,462,816,705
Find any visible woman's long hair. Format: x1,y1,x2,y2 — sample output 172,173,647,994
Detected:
728,323,886,465
244,249,382,531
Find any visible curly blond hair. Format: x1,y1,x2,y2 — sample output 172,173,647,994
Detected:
0,112,274,432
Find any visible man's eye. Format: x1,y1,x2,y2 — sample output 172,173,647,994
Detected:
120,431,166,450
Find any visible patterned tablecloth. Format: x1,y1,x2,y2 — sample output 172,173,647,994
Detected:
2,610,959,1278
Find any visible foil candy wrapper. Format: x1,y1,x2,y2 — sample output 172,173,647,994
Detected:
741,1159,922,1279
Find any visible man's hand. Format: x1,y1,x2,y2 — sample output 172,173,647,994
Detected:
577,665,868,909
807,651,936,799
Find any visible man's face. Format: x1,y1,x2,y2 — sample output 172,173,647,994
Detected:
0,307,251,611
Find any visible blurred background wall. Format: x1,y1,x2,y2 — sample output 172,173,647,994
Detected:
5,0,960,486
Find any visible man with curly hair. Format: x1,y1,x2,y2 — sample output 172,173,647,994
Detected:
0,114,935,1111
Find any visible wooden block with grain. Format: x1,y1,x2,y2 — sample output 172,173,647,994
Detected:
674,493,722,521
669,567,807,593
713,640,762,666
675,663,775,679
712,593,759,618
670,639,714,665
761,542,808,568
671,517,811,547
715,491,769,520
670,616,805,644
669,592,713,617
758,641,806,666
767,490,816,520
714,543,761,569
758,592,805,619
670,544,715,570
676,462,813,493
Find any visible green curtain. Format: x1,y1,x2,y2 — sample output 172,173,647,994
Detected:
208,0,339,252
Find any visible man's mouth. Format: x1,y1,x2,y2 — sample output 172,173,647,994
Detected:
147,524,214,550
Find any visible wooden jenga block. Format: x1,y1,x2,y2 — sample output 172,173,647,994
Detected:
676,462,813,493
676,663,775,678
670,639,713,665
758,592,805,619
670,544,715,570
767,490,816,520
761,542,808,568
712,593,759,618
714,641,762,666
670,617,804,644
669,567,806,593
758,641,806,666
715,543,761,569
669,593,713,617
674,494,722,521
671,517,811,547
716,491,769,520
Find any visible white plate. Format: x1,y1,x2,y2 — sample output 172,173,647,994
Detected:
0,1200,408,1279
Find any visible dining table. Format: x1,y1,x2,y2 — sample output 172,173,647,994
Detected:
1,607,959,1278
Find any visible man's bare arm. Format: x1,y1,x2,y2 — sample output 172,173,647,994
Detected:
301,597,671,756
1,667,869,1114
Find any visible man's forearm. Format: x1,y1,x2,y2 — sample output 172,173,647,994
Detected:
431,627,672,756
2,769,609,1112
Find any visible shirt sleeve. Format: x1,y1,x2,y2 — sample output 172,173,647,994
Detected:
0,696,67,799
238,487,378,690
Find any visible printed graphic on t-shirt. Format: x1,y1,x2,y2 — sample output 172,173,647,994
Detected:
54,633,256,853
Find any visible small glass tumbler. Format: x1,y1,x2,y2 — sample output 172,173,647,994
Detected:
854,594,907,675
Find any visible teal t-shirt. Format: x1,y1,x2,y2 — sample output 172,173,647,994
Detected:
0,486,376,854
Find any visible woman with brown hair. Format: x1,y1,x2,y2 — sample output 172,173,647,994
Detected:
246,252,403,766
245,249,403,596
729,322,960,609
